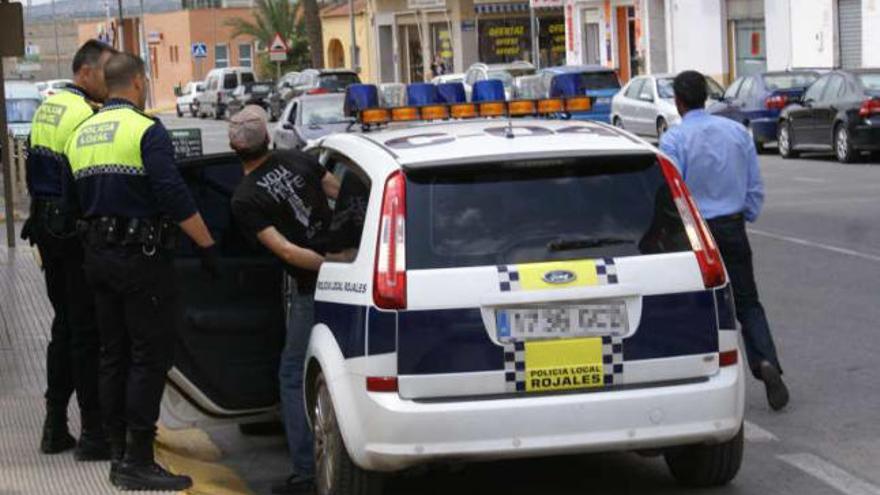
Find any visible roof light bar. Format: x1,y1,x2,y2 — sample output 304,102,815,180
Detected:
508,100,537,116
391,106,419,122
450,103,477,119
537,98,564,114
565,96,592,113
420,104,449,121
478,102,506,117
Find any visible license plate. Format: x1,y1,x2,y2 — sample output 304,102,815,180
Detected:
521,338,607,392
496,301,627,342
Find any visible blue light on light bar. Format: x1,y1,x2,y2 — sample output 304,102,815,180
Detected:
407,83,439,106
472,79,505,102
344,84,380,116
437,82,466,104
549,73,586,98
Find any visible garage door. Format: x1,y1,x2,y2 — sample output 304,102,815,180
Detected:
838,0,862,69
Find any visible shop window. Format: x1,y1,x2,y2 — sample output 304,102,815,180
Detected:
215,44,228,68
479,18,530,64
239,43,253,68
537,16,565,68
430,23,453,77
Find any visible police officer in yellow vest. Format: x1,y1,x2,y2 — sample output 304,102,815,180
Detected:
64,52,217,491
24,39,116,460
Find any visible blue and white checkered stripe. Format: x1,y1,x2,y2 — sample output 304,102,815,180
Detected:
602,336,624,386
497,265,521,292
595,258,618,285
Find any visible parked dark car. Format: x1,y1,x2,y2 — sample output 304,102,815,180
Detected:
288,69,361,98
225,81,276,119
708,70,819,152
272,93,352,150
778,69,880,163
269,71,302,121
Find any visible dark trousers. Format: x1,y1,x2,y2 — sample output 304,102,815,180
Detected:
82,244,179,450
707,215,782,376
31,219,101,426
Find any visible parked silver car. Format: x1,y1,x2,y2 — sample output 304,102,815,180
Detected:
272,93,352,151
611,74,724,138
463,61,536,100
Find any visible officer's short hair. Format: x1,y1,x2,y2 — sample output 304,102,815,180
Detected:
71,40,116,74
673,71,708,111
104,53,146,92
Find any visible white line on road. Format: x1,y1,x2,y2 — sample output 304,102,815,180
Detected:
792,177,826,183
778,453,880,495
743,421,778,442
748,229,880,263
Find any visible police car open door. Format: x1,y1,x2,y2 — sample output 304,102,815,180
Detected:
160,153,286,429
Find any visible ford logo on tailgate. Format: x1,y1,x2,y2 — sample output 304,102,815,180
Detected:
542,270,577,285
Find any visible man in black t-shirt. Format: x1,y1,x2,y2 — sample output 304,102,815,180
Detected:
228,106,339,495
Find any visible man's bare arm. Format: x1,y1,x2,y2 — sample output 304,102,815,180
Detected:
256,226,324,271
179,213,215,248
322,172,341,200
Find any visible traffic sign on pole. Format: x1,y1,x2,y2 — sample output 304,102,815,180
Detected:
191,42,208,59
269,32,288,62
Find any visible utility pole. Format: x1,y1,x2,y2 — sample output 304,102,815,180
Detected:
51,0,61,77
117,0,124,52
139,0,153,108
349,0,358,71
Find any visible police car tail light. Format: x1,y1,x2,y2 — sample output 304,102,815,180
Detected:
657,155,726,289
859,98,880,117
366,376,398,392
764,95,788,111
719,349,738,367
374,171,407,309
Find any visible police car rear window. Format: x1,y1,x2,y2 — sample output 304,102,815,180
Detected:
405,155,690,270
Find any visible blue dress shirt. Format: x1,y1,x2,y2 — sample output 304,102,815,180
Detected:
659,109,764,222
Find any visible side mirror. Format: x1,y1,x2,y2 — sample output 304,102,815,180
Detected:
282,122,294,130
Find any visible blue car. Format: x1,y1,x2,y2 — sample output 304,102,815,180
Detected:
538,65,621,123
708,70,819,152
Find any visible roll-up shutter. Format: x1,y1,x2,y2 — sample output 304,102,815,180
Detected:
838,0,862,69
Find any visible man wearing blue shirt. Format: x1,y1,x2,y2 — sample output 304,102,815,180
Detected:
660,71,789,411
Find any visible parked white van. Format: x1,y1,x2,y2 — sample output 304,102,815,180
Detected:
194,67,256,120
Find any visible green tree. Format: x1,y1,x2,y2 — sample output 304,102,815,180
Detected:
225,0,317,80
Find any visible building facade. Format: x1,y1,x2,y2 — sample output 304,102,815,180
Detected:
78,7,262,109
321,0,376,83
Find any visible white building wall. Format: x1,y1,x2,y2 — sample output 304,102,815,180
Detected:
788,0,835,68
764,0,792,70
666,0,726,80
864,0,880,68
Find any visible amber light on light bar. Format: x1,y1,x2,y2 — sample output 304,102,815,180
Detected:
508,100,537,116
565,96,592,113
479,102,506,117
450,103,477,119
537,98,564,114
391,106,419,122
420,105,449,120
361,108,390,125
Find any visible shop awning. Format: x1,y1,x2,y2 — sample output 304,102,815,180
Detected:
474,2,530,15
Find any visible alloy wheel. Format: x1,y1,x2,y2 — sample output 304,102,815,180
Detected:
778,125,790,156
314,381,339,495
836,127,849,162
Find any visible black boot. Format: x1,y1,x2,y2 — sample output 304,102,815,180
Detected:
109,430,192,491
75,413,111,461
40,403,76,454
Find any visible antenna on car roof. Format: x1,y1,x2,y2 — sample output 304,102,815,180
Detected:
505,114,515,139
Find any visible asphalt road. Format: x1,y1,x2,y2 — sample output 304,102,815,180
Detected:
161,114,880,495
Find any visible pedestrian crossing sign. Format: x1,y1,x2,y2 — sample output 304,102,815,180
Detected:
191,42,207,59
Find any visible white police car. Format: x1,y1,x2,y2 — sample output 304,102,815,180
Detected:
161,85,744,495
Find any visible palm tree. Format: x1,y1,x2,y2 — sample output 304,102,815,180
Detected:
225,0,321,75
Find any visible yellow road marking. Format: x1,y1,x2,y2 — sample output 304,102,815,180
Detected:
156,426,253,495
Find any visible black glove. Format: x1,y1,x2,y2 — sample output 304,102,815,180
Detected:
198,244,220,279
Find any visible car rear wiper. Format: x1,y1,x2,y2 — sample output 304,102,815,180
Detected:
547,236,633,252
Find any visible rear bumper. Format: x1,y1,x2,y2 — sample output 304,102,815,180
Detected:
750,118,778,143
851,123,880,151
337,363,744,472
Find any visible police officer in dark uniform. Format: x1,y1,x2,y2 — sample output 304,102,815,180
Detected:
63,52,218,491
24,39,116,459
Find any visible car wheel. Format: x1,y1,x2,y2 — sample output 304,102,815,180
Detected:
190,104,198,118
215,107,225,120
777,121,798,159
612,116,623,129
656,118,668,138
665,425,743,487
176,104,183,117
835,123,859,163
313,373,383,495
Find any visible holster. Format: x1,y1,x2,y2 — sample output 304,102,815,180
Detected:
80,216,180,252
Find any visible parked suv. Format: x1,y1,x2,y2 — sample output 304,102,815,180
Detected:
162,104,745,495
195,67,256,120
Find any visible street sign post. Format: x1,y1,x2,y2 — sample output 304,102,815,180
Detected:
0,1,25,248
192,42,207,80
269,32,288,79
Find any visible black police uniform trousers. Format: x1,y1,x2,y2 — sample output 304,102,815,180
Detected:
26,204,102,425
707,213,782,378
82,242,179,451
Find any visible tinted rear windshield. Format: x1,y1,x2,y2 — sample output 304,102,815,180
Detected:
319,73,361,92
762,73,818,90
579,72,620,90
406,156,691,270
858,73,880,91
